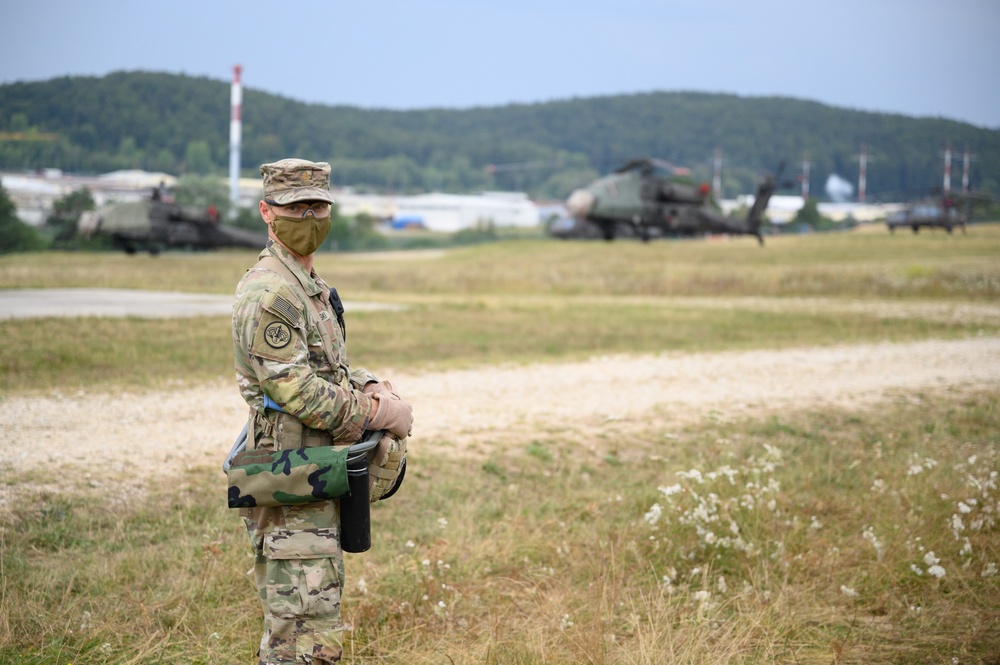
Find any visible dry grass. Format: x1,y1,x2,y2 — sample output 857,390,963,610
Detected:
2,391,997,664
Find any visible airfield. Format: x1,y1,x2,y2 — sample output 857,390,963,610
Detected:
2,228,999,662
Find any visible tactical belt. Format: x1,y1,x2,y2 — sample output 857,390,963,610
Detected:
252,409,334,450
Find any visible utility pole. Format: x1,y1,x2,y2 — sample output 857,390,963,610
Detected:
712,148,723,200
961,143,977,193
942,141,952,193
800,153,811,200
852,143,869,203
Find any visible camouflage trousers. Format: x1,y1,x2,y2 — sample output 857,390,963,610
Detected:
249,528,346,664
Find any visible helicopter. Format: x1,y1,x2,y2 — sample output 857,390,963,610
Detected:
553,158,787,245
884,189,989,235
78,197,268,254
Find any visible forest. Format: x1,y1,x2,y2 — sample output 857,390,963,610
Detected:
1,70,998,200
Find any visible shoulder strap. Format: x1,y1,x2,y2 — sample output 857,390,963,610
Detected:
256,255,341,373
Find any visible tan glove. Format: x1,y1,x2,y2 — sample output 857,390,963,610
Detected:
368,393,413,439
362,379,401,400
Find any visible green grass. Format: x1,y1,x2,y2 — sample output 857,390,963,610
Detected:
2,392,997,663
1,301,995,395
3,229,999,394
2,225,1000,299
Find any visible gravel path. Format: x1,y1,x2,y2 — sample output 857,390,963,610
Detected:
2,336,998,507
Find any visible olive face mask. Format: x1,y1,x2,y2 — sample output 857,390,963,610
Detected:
271,211,331,255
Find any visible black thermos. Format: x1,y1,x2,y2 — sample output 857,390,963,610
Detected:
340,463,371,553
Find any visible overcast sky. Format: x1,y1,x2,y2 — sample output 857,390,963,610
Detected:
3,0,999,129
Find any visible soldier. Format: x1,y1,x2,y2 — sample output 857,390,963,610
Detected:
232,158,413,664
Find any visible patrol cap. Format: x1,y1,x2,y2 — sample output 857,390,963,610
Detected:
260,158,335,205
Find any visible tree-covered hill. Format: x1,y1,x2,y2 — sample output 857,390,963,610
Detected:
1,70,997,200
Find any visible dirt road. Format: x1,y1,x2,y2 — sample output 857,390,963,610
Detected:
2,336,998,504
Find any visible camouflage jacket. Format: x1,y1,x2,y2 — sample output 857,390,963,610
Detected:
234,242,380,539
233,242,376,449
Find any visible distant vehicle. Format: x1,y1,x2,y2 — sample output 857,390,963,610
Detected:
553,158,788,245
886,192,975,234
78,199,267,254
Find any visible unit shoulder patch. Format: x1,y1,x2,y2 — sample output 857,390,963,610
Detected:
251,310,299,363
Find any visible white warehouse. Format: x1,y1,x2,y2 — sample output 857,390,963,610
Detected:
392,191,539,232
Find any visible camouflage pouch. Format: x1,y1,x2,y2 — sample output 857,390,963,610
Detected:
227,446,351,509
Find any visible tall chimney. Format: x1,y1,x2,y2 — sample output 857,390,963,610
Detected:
229,64,243,215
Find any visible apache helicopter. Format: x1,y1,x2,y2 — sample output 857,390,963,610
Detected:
885,189,989,235
553,158,787,245
78,197,268,254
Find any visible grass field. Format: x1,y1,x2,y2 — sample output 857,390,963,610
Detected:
1,227,999,663
2,226,999,394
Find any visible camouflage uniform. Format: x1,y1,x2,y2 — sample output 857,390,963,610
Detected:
233,237,377,664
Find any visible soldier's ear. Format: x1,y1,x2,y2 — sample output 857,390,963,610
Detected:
259,200,273,224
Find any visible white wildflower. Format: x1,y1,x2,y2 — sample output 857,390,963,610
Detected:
644,503,663,526
438,600,447,608
678,468,705,484
693,590,711,602
658,484,683,497
951,513,965,538
717,576,728,594
958,501,972,514
871,478,885,493
923,551,940,566
356,578,368,595
982,562,998,578
560,614,574,630
810,516,823,530
406,540,415,548
437,517,448,528
911,564,924,576
840,585,857,598
862,526,885,561
928,565,946,579
100,643,112,655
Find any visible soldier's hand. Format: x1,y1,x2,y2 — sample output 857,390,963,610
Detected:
363,380,401,400
369,393,413,438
